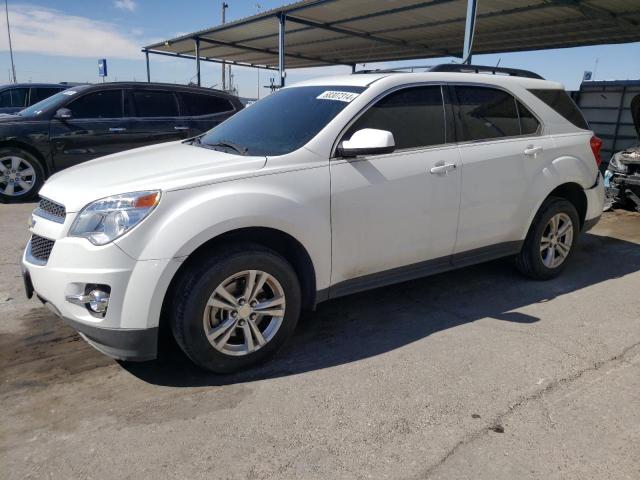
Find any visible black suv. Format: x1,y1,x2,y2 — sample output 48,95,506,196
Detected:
0,83,69,115
0,82,243,202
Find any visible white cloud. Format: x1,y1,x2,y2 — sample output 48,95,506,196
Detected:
114,0,137,12
0,4,145,60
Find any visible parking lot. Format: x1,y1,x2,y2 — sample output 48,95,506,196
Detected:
1,202,639,479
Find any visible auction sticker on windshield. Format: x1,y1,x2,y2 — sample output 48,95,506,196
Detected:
316,91,360,102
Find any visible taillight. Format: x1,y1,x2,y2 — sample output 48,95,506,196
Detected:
590,135,603,167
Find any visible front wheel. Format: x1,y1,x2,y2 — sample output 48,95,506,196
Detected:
516,197,580,280
170,244,301,373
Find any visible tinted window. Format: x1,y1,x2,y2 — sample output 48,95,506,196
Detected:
344,86,445,150
517,101,540,135
0,88,28,107
455,86,520,141
133,90,178,117
30,87,63,104
68,90,123,118
529,89,589,130
181,92,234,116
200,86,365,156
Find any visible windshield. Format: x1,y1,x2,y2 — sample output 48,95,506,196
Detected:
199,85,365,156
19,89,77,117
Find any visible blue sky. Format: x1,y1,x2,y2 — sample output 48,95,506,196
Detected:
1,0,639,98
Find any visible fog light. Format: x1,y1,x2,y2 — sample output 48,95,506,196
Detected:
88,289,110,313
65,285,110,316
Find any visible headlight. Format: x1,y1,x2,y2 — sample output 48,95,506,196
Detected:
69,191,160,245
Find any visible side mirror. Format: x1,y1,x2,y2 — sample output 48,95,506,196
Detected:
54,108,72,119
337,128,395,158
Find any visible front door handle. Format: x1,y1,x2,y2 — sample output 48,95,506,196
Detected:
430,163,457,175
109,127,127,132
174,126,189,131
524,146,542,157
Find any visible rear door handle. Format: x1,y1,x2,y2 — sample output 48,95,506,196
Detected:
174,126,189,131
430,163,457,175
524,146,542,156
109,127,126,132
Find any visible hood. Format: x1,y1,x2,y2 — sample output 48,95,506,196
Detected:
40,141,267,212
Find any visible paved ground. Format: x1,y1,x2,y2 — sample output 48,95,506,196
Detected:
1,203,639,480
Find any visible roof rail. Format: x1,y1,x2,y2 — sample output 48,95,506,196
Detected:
353,65,434,74
429,64,544,80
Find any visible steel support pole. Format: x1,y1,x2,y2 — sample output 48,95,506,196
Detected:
145,50,150,82
194,37,201,87
278,13,286,87
462,0,478,64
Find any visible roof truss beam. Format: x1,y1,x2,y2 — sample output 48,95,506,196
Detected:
195,36,347,67
285,15,448,56
143,48,277,70
544,1,639,30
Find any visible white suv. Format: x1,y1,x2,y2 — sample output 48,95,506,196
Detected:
22,67,604,372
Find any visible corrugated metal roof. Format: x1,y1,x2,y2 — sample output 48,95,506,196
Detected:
144,0,640,69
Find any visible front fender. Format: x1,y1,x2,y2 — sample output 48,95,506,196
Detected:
115,166,331,290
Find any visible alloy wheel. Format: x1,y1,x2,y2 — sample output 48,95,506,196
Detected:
539,212,574,268
202,270,286,356
0,156,37,197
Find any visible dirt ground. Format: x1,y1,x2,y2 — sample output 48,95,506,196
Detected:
1,203,639,480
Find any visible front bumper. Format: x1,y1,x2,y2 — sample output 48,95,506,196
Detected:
22,231,182,362
36,296,158,361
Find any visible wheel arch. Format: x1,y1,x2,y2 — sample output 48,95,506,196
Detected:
159,226,319,341
523,181,588,241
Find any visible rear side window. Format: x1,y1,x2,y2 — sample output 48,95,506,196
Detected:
30,87,63,104
181,92,234,116
345,86,446,150
528,89,589,130
133,90,179,117
454,86,520,141
68,90,123,118
517,101,540,135
0,88,28,107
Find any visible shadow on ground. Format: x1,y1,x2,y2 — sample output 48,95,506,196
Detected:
120,232,640,387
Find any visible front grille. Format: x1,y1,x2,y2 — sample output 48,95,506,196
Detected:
30,235,55,263
37,198,66,222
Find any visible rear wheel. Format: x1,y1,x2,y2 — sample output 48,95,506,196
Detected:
0,148,44,203
516,197,580,280
170,244,301,373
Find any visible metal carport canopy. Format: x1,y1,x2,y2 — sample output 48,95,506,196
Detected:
143,0,640,78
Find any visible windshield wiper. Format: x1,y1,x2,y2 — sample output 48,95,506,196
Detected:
206,139,248,155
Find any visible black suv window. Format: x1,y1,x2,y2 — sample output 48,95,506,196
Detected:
0,88,28,107
68,90,123,118
454,86,521,141
344,86,446,150
30,87,63,104
133,90,178,117
181,92,234,116
529,89,589,130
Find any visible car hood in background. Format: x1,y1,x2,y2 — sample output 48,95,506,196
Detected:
39,141,267,212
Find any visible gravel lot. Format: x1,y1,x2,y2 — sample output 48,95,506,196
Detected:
1,202,639,480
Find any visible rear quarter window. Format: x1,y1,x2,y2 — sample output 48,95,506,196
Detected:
529,88,589,130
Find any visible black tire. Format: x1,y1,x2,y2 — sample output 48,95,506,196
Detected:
170,243,301,373
0,147,45,203
516,197,580,280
